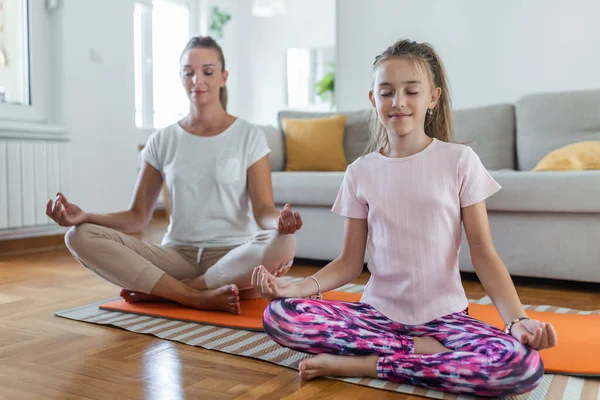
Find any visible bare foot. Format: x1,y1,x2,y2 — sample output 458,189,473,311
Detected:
195,284,241,315
120,278,192,303
120,289,170,303
185,275,207,291
298,354,378,381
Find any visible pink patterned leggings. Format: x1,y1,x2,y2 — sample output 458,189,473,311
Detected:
263,298,544,397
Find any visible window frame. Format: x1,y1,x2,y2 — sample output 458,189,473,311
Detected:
0,0,52,124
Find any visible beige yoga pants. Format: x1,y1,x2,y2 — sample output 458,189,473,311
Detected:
64,223,296,294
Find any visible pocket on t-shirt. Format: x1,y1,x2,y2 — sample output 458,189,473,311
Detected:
216,156,243,184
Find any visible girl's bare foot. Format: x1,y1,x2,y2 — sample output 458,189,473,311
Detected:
298,354,378,381
297,337,451,381
120,289,170,303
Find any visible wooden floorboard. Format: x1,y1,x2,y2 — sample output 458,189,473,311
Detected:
1,218,599,399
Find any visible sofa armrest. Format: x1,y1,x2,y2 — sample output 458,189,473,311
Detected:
259,125,284,171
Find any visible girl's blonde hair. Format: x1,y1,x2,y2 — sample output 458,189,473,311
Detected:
365,40,453,154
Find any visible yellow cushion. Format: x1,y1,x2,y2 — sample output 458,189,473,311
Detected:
282,115,348,172
533,141,600,171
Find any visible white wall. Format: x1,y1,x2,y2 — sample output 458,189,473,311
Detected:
54,0,139,214
227,0,336,125
336,0,600,111
203,0,243,118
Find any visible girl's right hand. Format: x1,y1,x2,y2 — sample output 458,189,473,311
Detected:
252,265,297,301
46,192,90,227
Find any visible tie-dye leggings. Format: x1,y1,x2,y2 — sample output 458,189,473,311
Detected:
263,298,544,397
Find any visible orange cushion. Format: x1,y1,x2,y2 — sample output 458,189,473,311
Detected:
100,293,600,376
281,115,348,171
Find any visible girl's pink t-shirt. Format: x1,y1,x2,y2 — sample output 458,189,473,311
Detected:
332,138,501,325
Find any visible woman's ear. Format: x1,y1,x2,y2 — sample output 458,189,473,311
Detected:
221,70,229,86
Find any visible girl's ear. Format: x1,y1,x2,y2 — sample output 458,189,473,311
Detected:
429,87,442,109
369,90,376,108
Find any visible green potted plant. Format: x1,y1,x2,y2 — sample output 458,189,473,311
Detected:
316,63,335,108
209,6,231,39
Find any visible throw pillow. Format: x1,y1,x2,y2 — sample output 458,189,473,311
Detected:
282,114,348,172
533,141,600,171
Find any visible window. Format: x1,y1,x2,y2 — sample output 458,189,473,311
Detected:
0,0,29,106
134,0,191,130
0,0,51,123
286,47,336,111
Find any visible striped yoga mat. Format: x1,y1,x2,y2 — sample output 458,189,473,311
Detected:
55,279,600,400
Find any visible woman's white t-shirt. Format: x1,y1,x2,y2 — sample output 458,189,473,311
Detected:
142,118,271,249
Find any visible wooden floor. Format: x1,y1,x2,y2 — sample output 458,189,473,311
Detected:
1,218,599,400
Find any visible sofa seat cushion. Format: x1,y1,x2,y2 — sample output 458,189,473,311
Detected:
272,171,345,206
488,170,600,213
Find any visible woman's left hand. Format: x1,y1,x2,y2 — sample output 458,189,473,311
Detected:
511,319,558,350
276,204,303,234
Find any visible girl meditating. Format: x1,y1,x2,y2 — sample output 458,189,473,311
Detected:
251,39,557,397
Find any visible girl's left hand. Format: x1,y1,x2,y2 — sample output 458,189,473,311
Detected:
276,204,303,234
511,319,558,350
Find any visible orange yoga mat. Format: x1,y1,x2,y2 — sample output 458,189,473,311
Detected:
100,292,600,376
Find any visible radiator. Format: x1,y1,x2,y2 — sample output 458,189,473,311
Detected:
0,138,70,232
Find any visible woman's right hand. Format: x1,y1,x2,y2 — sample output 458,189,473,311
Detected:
252,265,297,301
46,192,90,227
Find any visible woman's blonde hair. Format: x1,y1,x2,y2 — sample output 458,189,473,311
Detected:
181,36,228,110
365,40,453,154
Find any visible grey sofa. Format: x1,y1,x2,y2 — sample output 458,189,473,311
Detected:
261,89,600,283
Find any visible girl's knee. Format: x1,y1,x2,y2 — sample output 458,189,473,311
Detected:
515,350,544,393
263,299,288,334
492,348,544,396
263,298,308,347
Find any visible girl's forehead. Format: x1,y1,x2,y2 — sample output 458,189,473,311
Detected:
374,58,428,84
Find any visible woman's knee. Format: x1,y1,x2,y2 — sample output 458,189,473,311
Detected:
261,230,296,268
64,223,97,254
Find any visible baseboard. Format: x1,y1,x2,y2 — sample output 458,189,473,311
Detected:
0,225,69,241
0,232,67,257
